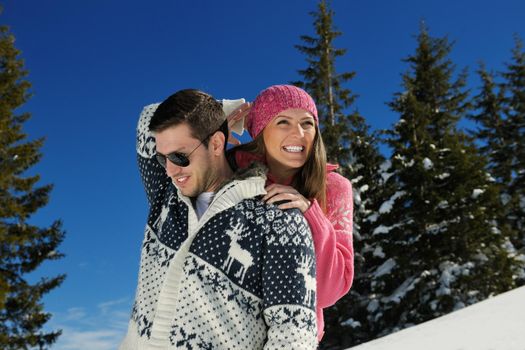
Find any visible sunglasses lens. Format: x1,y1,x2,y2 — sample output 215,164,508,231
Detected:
156,152,190,168
169,153,190,167
156,154,167,168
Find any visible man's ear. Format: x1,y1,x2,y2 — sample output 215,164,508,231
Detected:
210,131,226,156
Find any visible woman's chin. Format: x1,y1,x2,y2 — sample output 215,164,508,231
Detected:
279,159,307,171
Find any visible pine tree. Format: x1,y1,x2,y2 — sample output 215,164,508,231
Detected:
501,37,525,256
470,38,525,282
469,63,524,281
470,65,512,183
355,26,523,345
293,0,382,172
293,1,385,348
0,12,66,349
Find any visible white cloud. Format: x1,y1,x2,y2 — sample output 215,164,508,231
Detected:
45,297,131,350
98,297,129,315
52,328,124,350
63,307,87,322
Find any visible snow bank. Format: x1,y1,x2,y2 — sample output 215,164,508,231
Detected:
347,286,525,350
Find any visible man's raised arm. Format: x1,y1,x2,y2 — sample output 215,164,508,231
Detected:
136,103,171,207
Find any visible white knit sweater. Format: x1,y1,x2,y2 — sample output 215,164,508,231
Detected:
119,104,318,349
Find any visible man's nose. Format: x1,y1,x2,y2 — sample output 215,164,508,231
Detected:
165,160,182,178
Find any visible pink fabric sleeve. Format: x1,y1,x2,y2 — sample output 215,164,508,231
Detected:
303,172,354,308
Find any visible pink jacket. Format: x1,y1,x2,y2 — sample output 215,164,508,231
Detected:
234,151,355,341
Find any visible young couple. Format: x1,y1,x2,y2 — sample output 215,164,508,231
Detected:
120,85,354,349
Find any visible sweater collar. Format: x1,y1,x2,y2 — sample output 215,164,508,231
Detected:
176,161,268,227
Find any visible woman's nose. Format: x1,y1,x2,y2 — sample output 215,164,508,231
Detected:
294,124,305,137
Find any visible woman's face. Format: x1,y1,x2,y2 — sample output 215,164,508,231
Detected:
262,108,316,177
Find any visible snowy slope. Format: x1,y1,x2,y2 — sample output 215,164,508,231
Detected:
348,286,525,350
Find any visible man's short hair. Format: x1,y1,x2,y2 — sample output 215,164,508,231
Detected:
149,89,226,145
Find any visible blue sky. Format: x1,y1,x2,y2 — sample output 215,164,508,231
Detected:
2,0,524,348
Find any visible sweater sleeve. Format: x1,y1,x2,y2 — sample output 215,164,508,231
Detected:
303,173,354,308
136,103,172,208
262,208,318,349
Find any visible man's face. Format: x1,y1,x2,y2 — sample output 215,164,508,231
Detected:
155,123,218,197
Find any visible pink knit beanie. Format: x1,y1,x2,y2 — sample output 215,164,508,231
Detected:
247,85,318,138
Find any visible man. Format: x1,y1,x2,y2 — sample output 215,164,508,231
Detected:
120,89,318,349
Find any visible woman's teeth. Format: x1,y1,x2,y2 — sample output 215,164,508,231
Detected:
283,146,304,153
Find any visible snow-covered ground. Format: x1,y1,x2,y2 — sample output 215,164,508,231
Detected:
348,286,525,350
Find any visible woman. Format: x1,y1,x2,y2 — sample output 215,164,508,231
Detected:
227,84,354,341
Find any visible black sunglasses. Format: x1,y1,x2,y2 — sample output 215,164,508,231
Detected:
156,139,205,168
155,121,227,168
